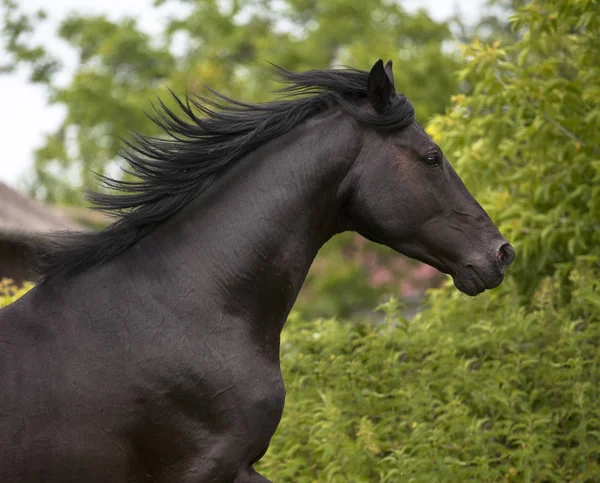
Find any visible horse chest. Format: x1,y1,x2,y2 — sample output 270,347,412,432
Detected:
125,357,285,482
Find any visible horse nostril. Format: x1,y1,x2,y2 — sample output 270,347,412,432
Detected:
497,243,516,267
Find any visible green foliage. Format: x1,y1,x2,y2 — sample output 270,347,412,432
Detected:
259,262,600,481
298,234,383,320
0,278,32,308
297,234,443,320
1,0,459,204
427,0,600,298
0,0,58,82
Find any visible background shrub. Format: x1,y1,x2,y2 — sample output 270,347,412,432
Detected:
259,262,600,481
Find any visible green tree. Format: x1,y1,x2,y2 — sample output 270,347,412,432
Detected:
2,0,459,204
428,0,600,298
453,0,527,45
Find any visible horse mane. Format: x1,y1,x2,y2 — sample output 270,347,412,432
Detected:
29,64,416,281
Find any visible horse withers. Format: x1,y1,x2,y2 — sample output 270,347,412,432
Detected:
0,59,514,482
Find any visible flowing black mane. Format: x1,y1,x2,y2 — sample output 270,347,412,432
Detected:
29,64,415,280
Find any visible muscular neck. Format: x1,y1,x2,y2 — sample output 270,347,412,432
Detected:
129,109,360,335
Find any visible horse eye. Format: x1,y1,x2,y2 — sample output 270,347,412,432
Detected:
424,153,441,166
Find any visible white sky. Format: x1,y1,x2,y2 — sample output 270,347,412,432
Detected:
0,0,487,189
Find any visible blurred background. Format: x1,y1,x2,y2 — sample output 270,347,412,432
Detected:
1,0,599,480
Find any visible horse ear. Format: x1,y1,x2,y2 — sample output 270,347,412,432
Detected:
384,59,395,91
367,59,394,114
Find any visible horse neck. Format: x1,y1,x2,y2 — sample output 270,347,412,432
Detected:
133,109,360,335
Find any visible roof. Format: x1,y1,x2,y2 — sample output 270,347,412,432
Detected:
0,181,79,240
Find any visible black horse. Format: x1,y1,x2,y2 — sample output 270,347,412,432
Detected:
0,59,514,482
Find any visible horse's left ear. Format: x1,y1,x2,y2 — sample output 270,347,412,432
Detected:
367,59,395,114
384,59,395,89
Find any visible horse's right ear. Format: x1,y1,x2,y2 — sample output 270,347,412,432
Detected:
367,59,394,114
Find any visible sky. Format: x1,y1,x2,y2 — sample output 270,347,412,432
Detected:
0,0,487,189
